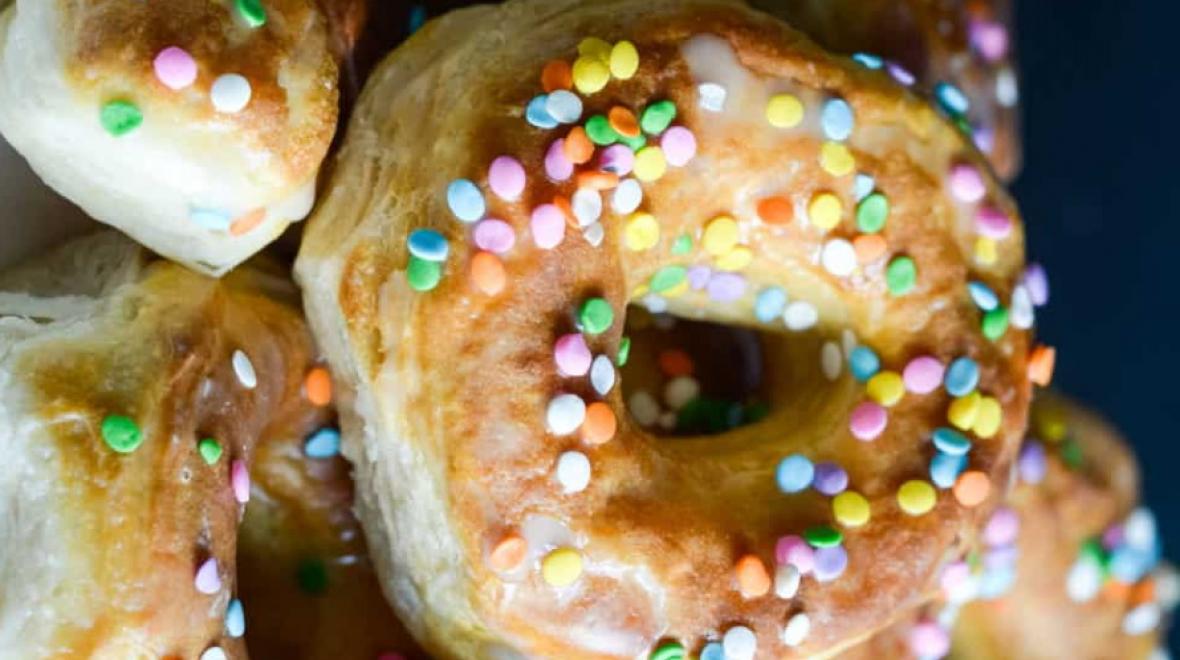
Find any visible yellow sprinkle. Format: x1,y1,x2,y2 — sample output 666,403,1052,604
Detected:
808,192,843,231
820,142,855,176
632,284,650,298
867,371,905,407
633,146,667,182
715,246,753,271
541,547,583,587
973,396,1003,438
572,56,610,95
766,93,804,128
625,212,660,251
577,37,612,62
974,237,998,265
897,480,937,516
702,216,739,256
833,491,871,527
663,280,690,298
609,41,639,79
947,391,982,431
1035,403,1069,442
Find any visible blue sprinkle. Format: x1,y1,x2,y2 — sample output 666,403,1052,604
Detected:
407,228,449,262
821,98,855,141
526,95,558,129
932,427,972,456
935,82,970,116
930,452,967,489
304,427,342,458
408,4,426,34
545,90,583,124
776,454,815,494
853,173,875,202
190,207,231,231
1109,546,1156,584
944,357,980,397
754,286,788,323
848,346,880,382
977,564,1016,599
968,281,999,311
852,53,883,69
225,598,246,637
700,642,724,660
446,179,485,223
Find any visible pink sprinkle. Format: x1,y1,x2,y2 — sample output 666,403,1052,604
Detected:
195,557,221,594
154,46,197,90
775,535,815,574
849,401,887,441
554,334,592,377
949,164,986,203
544,140,574,181
908,620,950,658
598,144,635,176
530,204,565,249
940,560,971,600
661,126,697,166
231,459,250,504
902,356,945,394
970,21,1009,62
1103,523,1126,551
983,506,1020,547
687,265,712,290
473,219,516,254
488,156,526,201
975,206,1013,239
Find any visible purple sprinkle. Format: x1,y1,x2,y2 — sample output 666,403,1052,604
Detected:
812,462,849,496
1022,263,1050,307
599,144,635,176
984,544,1019,570
1103,524,1126,551
687,265,712,290
813,545,848,582
473,219,516,254
1018,441,1047,484
983,506,1020,547
886,61,915,86
970,20,1010,62
974,125,995,154
706,272,746,302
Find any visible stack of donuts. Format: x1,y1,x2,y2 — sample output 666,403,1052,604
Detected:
0,0,1170,658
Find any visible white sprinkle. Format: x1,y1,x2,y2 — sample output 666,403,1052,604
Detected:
583,222,605,247
783,301,819,331
842,329,857,358
722,625,757,660
545,90,583,124
211,74,252,113
572,188,602,226
821,239,857,277
546,394,586,435
698,82,728,112
853,174,875,202
996,67,1019,108
590,355,616,395
774,564,801,599
232,350,257,389
628,391,660,426
1009,284,1035,329
1066,557,1102,603
1125,508,1158,550
200,648,228,660
658,411,677,430
555,451,591,493
781,612,811,647
821,341,843,381
1123,603,1162,636
642,294,668,314
1154,565,1180,609
664,376,700,410
612,179,643,214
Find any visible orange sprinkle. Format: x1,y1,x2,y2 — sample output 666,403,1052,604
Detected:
229,208,266,236
658,349,694,377
470,251,506,295
735,554,771,598
1131,579,1157,605
953,471,991,507
1028,344,1056,387
582,402,618,445
541,60,572,92
576,170,620,190
608,106,641,138
756,196,793,224
563,126,594,165
853,234,888,264
489,534,528,571
552,195,575,224
1102,579,1133,601
304,367,333,406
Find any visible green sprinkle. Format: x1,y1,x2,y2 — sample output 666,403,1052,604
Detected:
407,255,442,291
804,525,843,548
101,415,143,453
650,265,686,293
620,133,647,151
197,438,222,465
885,256,916,295
100,100,142,137
744,401,770,423
585,115,619,145
640,100,677,135
296,558,328,595
981,307,1009,341
616,336,631,367
856,193,889,233
1060,437,1084,470
578,298,614,335
235,0,267,27
650,642,685,660
1079,538,1108,570
670,234,692,255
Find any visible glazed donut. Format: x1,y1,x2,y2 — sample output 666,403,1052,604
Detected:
296,0,1036,656
0,0,362,276
0,232,317,658
753,0,1020,179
